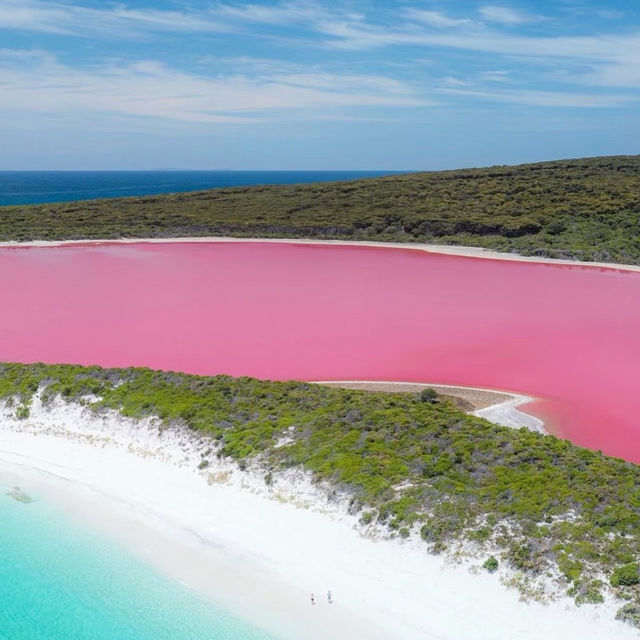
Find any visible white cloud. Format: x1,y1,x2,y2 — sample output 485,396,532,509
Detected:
0,51,431,125
479,69,510,82
216,1,323,25
439,87,634,108
479,5,536,25
316,15,640,91
0,0,231,37
442,76,469,86
404,10,472,29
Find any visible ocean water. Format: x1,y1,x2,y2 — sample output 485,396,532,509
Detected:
0,479,278,640
0,170,401,206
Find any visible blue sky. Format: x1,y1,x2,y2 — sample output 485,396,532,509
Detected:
1,0,639,169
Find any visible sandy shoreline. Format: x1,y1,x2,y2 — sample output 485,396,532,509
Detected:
314,380,516,411
0,394,632,639
1,235,639,273
314,380,545,431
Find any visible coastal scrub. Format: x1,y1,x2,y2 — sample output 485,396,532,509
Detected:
1,362,640,619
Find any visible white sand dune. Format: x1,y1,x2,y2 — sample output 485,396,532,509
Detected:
0,394,633,640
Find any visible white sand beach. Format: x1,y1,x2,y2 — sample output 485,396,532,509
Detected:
1,235,639,274
0,393,634,640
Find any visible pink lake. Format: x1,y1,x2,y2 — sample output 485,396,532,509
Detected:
2,241,639,462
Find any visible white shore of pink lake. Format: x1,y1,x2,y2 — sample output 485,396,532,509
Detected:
1,235,639,273
0,392,634,640
313,381,545,431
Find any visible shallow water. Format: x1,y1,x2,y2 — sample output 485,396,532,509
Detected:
0,476,278,640
1,241,639,461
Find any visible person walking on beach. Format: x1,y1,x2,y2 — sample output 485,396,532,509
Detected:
327,590,332,604
310,593,316,605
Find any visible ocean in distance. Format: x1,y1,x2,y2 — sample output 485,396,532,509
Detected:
0,170,403,206
0,477,278,640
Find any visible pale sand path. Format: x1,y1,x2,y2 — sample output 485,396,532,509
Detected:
0,395,633,640
0,236,638,273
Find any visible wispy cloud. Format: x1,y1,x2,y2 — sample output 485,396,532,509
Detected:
479,70,510,82
439,87,634,108
0,50,430,125
404,10,473,29
442,76,470,87
0,0,231,37
313,14,640,91
216,1,324,25
479,5,538,25
1,1,638,134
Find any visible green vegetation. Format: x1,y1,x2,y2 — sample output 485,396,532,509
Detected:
2,155,640,264
419,387,438,403
617,603,640,629
483,556,499,573
611,564,640,587
2,361,640,617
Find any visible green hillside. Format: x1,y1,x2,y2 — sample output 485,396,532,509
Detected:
2,155,640,264
3,362,640,618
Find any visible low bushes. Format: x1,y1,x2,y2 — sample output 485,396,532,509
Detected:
2,361,640,611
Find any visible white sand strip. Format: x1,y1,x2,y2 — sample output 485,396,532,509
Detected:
0,236,638,274
314,380,543,431
473,395,545,432
0,394,633,640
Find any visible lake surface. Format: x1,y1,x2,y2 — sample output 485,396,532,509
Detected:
0,171,400,205
1,241,639,462
0,474,277,640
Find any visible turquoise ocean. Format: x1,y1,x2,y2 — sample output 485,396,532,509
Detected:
0,478,279,640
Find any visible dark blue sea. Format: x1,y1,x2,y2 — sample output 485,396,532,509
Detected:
0,171,402,206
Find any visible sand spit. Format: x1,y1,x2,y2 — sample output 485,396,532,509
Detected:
0,393,632,640
314,380,515,411
1,236,639,274
315,381,544,431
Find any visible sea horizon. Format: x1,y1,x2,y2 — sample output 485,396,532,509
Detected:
0,170,406,207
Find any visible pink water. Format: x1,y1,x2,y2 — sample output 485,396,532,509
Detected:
1,241,639,461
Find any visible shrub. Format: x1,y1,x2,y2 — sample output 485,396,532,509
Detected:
360,510,374,525
483,556,499,573
15,405,29,420
611,563,640,587
616,603,640,628
571,580,604,605
419,388,438,403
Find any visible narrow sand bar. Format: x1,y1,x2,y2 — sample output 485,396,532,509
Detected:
314,381,545,431
0,396,633,640
314,380,515,409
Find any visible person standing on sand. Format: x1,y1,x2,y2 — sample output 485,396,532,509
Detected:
310,593,315,605
327,590,332,604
